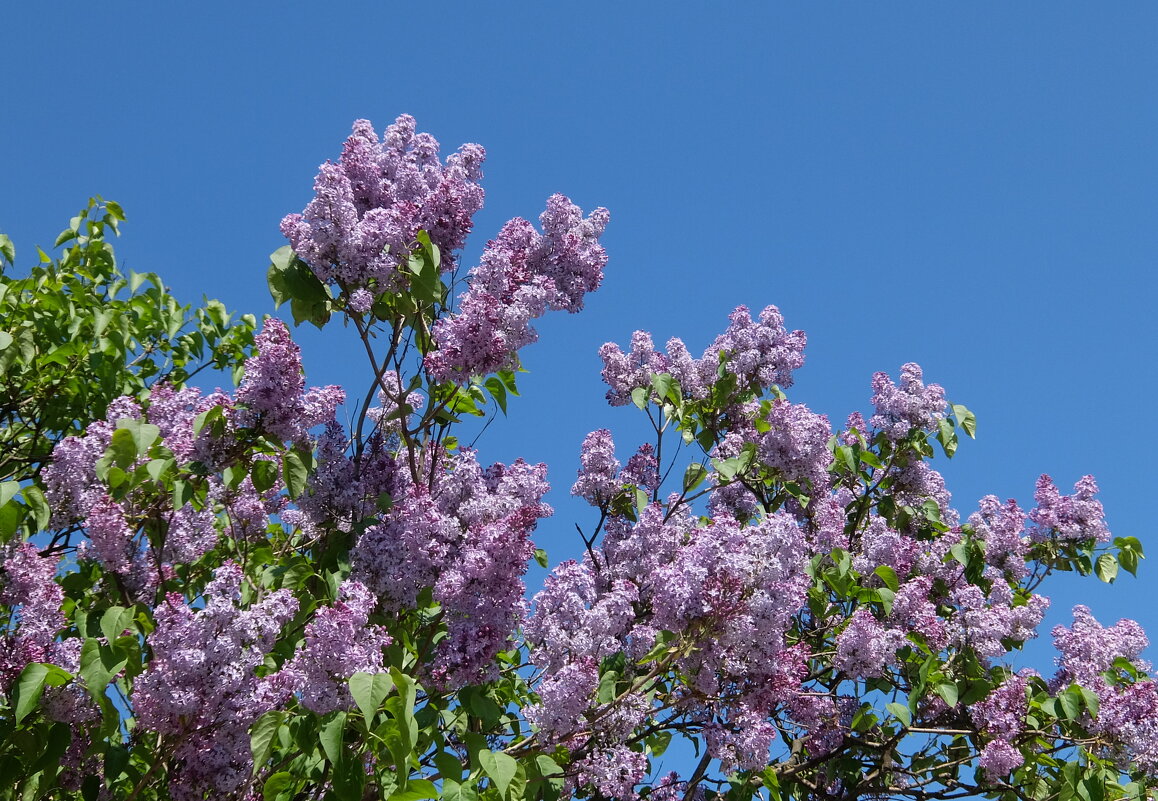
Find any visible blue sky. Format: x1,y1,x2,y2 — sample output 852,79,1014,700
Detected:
3,2,1156,694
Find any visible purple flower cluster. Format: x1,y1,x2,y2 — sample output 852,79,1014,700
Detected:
281,115,486,291
1028,474,1110,544
0,543,66,692
525,503,815,793
427,195,609,382
280,579,392,715
834,608,905,679
132,563,297,801
237,318,344,443
869,363,947,440
352,450,551,687
599,305,806,406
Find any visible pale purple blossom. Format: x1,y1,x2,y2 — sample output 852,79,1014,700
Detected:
281,115,486,290
0,543,66,692
279,579,392,715
834,609,904,679
571,429,622,506
427,196,609,382
1028,474,1110,544
977,738,1023,777
869,363,947,440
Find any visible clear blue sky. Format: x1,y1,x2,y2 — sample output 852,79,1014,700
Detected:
3,4,1155,681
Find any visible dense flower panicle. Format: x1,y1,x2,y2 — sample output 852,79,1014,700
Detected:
236,318,345,442
969,495,1029,580
757,400,833,490
524,657,599,737
704,710,778,772
0,543,66,692
1097,680,1158,772
598,331,669,406
708,305,806,392
834,608,905,678
426,196,609,382
280,579,392,715
132,563,297,801
571,429,622,506
145,383,204,460
352,450,551,687
281,115,486,290
621,443,659,492
972,673,1030,738
1028,474,1110,543
853,516,920,578
951,583,1049,664
85,492,135,573
1052,605,1150,687
572,745,648,800
869,363,947,440
977,738,1024,777
599,306,806,407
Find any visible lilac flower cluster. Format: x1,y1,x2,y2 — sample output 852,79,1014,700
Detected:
352,450,551,687
971,673,1030,776
1051,606,1158,771
0,543,66,692
280,579,392,715
427,195,609,382
1028,474,1110,544
281,115,486,291
132,563,297,801
570,429,658,507
869,363,947,440
525,503,815,793
598,305,806,406
236,318,344,444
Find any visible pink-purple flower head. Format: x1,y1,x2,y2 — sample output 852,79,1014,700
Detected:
599,305,805,407
1028,474,1110,544
427,195,609,383
869,362,947,441
281,115,486,293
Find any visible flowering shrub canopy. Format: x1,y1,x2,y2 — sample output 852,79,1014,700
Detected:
0,119,1154,801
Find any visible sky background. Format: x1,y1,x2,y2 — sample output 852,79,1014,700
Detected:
3,0,1157,765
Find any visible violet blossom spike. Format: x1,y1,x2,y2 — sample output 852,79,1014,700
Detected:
869,362,948,440
283,115,487,293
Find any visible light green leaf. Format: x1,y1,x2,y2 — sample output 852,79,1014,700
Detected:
1095,553,1118,583
533,547,549,568
263,771,294,801
349,671,393,722
630,386,649,410
319,710,346,764
683,462,708,493
388,780,439,801
873,565,900,591
0,480,18,508
479,750,518,799
249,710,285,775
14,663,50,723
885,701,911,727
282,451,308,499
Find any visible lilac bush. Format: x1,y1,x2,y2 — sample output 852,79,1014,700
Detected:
0,117,1154,801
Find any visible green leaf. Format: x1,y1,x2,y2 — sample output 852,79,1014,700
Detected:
0,233,14,266
873,565,900,591
479,750,518,799
535,755,565,789
99,606,134,642
935,681,959,707
282,451,308,499
106,427,138,469
249,710,285,775
0,331,12,351
263,771,294,801
389,780,439,801
349,671,393,722
630,386,649,410
1095,553,1118,583
116,417,161,454
683,462,708,493
319,710,346,764
251,459,279,494
1059,687,1082,721
13,663,51,723
952,404,977,438
533,547,549,568
886,701,912,727
0,480,18,508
